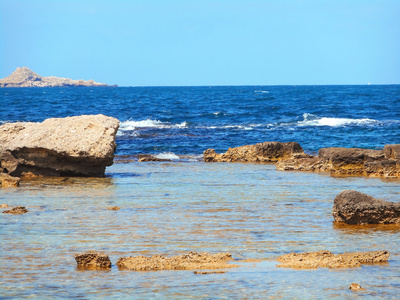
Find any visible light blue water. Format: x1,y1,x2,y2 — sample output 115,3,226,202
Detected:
1,85,400,298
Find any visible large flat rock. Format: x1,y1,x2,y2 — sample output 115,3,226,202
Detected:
0,115,119,177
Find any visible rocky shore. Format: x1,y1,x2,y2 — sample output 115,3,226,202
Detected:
0,67,116,87
0,115,119,178
204,142,400,178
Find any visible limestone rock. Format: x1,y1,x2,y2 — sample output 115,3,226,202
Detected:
276,250,389,269
0,173,20,187
117,251,235,271
204,142,305,163
332,190,400,224
138,154,172,162
0,67,116,87
0,115,119,177
349,283,364,291
74,253,112,269
2,206,28,214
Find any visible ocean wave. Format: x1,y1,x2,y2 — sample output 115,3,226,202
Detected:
153,152,180,160
117,119,188,136
297,113,379,127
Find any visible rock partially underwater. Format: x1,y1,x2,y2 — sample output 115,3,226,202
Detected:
0,115,119,177
74,253,112,269
332,190,400,225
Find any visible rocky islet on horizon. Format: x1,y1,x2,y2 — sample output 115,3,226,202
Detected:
0,67,117,87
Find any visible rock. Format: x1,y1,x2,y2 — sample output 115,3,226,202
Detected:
74,253,112,269
107,206,120,210
0,173,20,187
349,283,364,291
0,204,8,208
277,144,400,178
138,154,172,162
204,142,305,163
0,115,119,177
2,206,28,214
332,190,400,224
276,250,389,269
0,67,117,87
117,251,236,271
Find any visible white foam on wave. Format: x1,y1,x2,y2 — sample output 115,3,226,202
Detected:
118,119,188,133
201,124,266,130
255,90,270,93
154,152,180,160
298,113,378,127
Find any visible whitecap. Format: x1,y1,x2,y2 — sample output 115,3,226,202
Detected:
298,113,378,127
119,119,188,132
154,152,180,160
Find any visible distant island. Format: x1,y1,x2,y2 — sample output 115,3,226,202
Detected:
0,67,117,87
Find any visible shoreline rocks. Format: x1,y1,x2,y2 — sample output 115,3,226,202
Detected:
204,142,307,163
276,250,389,269
74,253,112,269
0,115,119,177
117,251,235,271
0,173,20,187
332,190,400,224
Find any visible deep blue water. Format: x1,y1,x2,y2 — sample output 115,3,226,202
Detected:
1,85,399,156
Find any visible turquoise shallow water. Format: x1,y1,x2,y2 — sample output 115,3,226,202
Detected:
1,161,400,299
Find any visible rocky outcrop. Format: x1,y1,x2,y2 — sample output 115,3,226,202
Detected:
0,67,116,87
0,173,20,187
0,115,119,177
204,142,306,163
276,250,389,269
276,144,400,178
332,190,400,224
74,253,112,269
117,251,235,271
2,206,29,214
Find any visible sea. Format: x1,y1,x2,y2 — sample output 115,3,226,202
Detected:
1,85,400,299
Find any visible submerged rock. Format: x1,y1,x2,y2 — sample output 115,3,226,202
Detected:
117,251,235,271
349,283,364,291
2,206,28,214
276,250,389,269
204,142,305,163
332,190,400,224
0,173,20,187
74,253,112,269
0,115,119,177
138,154,172,162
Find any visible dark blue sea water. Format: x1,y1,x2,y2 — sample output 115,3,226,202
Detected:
1,85,399,157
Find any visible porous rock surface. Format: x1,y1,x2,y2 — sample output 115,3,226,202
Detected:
276,144,400,178
276,250,389,269
204,142,306,162
74,253,112,269
2,206,28,214
117,251,235,271
0,67,115,87
0,115,119,177
332,190,400,224
0,173,20,187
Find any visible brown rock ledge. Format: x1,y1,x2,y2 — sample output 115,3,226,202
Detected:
0,173,20,187
2,206,28,214
74,253,112,269
117,251,236,271
333,190,400,224
276,250,389,269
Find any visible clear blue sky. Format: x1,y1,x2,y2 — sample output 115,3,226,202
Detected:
1,0,399,86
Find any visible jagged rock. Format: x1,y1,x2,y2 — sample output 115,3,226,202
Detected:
0,115,119,177
138,154,172,162
107,206,120,210
0,67,116,87
332,190,400,224
74,253,112,269
2,206,28,214
117,251,235,271
349,283,364,291
204,142,305,163
276,250,389,269
277,144,400,178
0,173,20,187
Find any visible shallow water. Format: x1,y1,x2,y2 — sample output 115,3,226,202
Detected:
1,161,400,299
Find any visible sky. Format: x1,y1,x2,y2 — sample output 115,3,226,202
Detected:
0,0,399,86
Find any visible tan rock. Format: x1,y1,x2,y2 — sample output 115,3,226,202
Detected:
0,173,20,187
117,251,236,271
107,206,120,210
0,115,119,177
0,203,9,208
276,250,389,269
349,283,364,291
2,206,28,214
204,142,304,163
74,253,112,269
